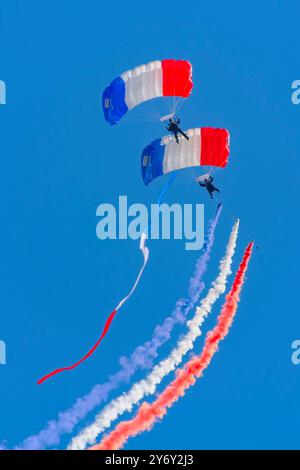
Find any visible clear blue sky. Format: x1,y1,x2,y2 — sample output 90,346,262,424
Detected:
0,0,299,450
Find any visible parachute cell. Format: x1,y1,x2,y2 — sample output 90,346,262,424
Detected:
102,60,193,125
141,128,230,185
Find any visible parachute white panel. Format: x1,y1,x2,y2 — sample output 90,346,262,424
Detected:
163,129,201,174
121,61,163,110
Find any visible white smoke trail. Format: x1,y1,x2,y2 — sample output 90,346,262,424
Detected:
116,232,149,311
68,220,239,450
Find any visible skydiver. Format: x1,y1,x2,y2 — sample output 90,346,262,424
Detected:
198,176,220,199
166,117,189,144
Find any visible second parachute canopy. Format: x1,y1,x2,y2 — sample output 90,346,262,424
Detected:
141,127,230,185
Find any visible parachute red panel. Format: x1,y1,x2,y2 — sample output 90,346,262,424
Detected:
200,128,230,167
162,60,193,98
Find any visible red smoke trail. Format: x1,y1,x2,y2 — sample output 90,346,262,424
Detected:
37,234,149,385
92,242,253,450
37,310,117,385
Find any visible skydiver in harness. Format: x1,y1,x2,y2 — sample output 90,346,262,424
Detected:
198,176,220,199
166,117,189,143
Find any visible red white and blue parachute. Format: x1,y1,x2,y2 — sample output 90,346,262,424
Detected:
141,127,230,185
102,59,193,125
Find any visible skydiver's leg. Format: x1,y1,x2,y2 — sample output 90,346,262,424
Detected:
174,131,179,143
178,129,189,140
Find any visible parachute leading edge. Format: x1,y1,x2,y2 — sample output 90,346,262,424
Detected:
102,59,193,125
141,128,230,185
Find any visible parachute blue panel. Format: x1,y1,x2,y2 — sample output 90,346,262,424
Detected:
102,77,128,125
141,138,165,185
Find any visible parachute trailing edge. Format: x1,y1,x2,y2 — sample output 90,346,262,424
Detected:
102,59,193,125
141,127,230,185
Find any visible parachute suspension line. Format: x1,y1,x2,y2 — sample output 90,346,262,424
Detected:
148,100,165,122
160,96,173,119
174,95,186,116
172,66,183,115
209,167,222,177
162,69,179,116
172,82,176,116
173,70,193,116
132,94,163,123
173,97,183,114
140,96,171,125
172,69,179,115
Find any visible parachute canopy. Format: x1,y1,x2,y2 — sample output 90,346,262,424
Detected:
141,127,230,185
102,59,193,125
